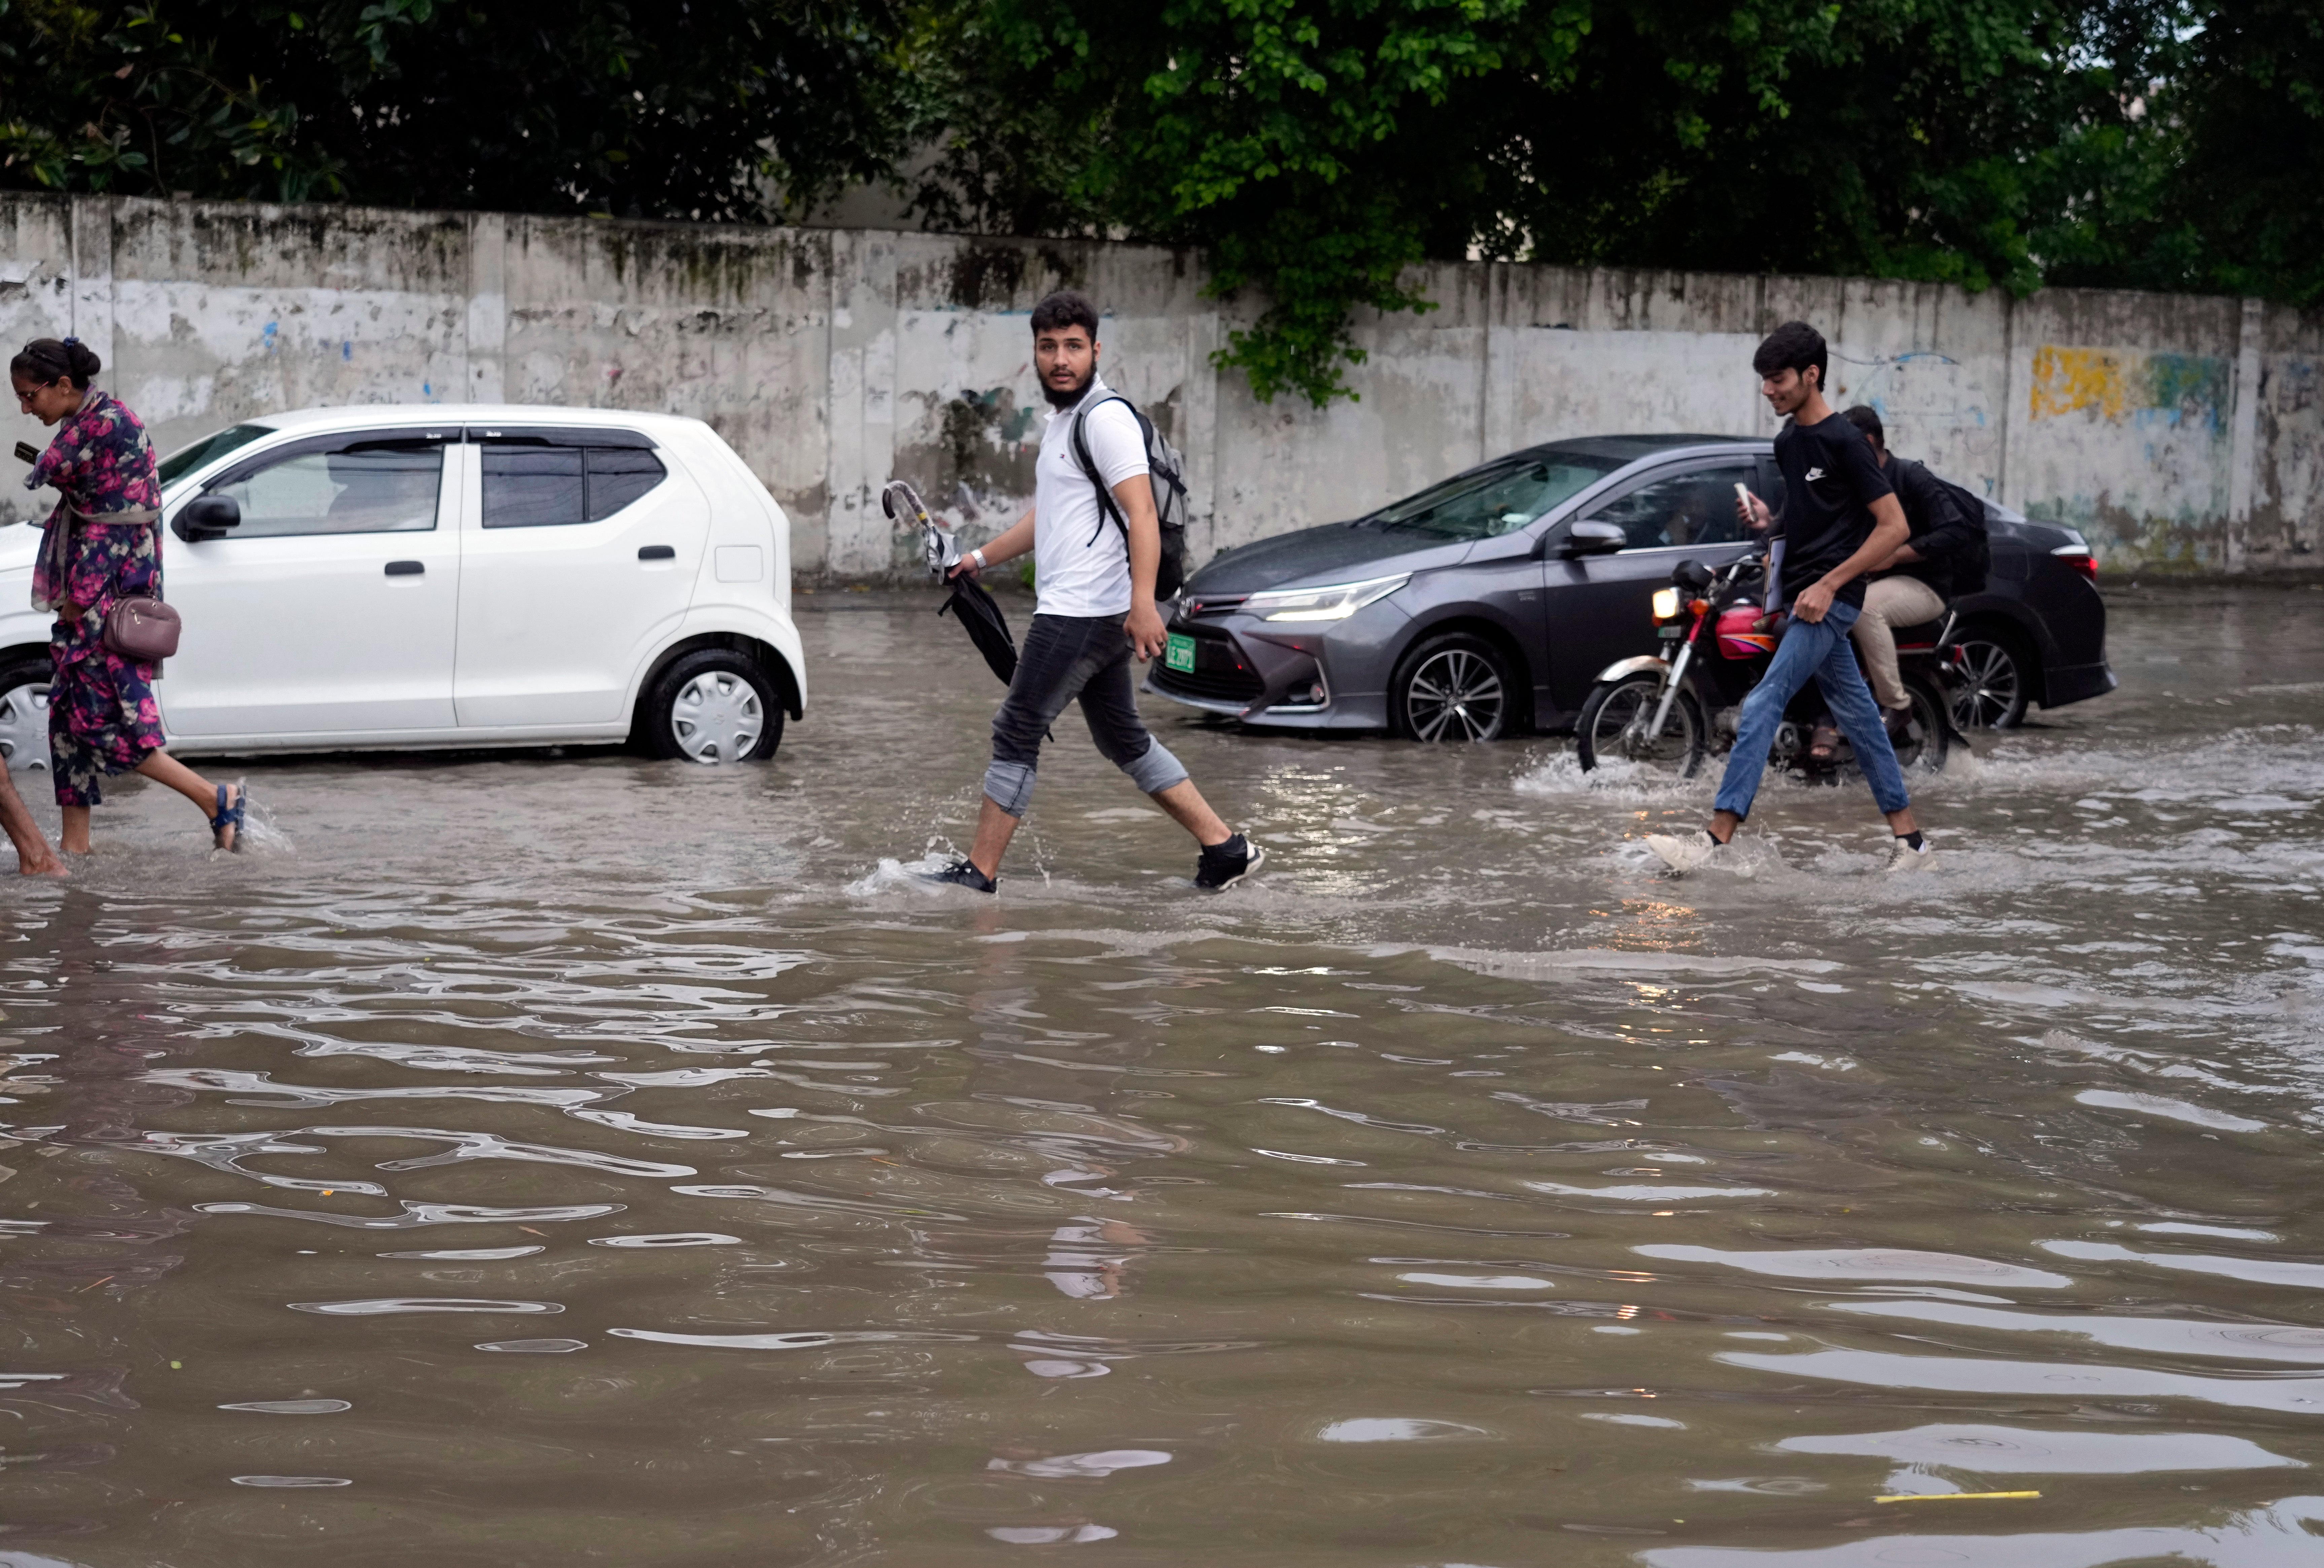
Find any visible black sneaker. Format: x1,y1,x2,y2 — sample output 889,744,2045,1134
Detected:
916,858,996,893
1195,834,1265,891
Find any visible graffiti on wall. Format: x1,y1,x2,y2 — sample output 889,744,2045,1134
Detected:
2029,346,2230,430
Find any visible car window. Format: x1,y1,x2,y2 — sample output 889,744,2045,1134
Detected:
483,444,668,528
587,447,667,521
1367,455,1622,541
1584,463,1755,551
158,423,272,487
208,442,442,538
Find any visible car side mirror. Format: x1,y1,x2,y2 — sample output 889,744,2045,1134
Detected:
1559,520,1626,558
178,493,241,542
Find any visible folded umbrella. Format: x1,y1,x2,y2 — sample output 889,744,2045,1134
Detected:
939,573,1019,686
883,478,1018,687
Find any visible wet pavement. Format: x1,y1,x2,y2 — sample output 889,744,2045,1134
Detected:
2,583,2321,1567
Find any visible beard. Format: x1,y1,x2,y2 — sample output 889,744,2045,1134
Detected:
1041,363,1095,409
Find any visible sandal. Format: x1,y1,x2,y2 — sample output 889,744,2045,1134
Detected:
210,783,245,852
1806,721,1840,764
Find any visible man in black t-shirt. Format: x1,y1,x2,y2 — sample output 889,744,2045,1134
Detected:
1646,321,1931,874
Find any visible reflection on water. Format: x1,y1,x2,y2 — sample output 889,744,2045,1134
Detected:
0,585,2320,1564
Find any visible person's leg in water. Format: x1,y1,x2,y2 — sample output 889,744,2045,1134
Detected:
1646,612,1838,871
58,753,243,854
1809,602,1924,866
1073,638,1260,889
940,617,1257,891
54,715,242,855
934,616,1111,890
0,761,66,876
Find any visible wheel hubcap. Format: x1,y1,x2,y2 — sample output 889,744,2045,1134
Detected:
0,682,52,773
1407,650,1504,741
670,671,764,763
1949,641,2021,729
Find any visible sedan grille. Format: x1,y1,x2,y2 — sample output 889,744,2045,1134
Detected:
1152,626,1264,703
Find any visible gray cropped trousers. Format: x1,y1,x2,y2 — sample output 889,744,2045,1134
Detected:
983,613,1189,817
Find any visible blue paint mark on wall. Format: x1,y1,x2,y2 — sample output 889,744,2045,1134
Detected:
262,321,279,355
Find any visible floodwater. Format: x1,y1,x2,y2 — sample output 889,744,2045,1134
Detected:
2,584,2321,1568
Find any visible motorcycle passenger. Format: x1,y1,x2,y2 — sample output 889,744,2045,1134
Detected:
1839,405,1983,739
1646,321,1932,874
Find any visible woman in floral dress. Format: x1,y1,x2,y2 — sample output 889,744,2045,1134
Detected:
12,337,244,852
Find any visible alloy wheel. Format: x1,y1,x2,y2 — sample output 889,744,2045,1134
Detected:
1404,649,1505,742
669,670,765,763
0,682,51,773
1949,638,2024,729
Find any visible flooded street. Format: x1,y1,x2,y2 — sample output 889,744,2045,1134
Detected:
4,583,2322,1567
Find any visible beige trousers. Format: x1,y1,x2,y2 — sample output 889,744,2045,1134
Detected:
1851,575,1948,710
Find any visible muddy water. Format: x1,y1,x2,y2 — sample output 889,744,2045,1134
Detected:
2,585,2321,1567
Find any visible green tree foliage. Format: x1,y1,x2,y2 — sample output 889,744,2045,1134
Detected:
2,0,2315,404
2155,0,2324,303
910,0,2209,403
0,0,917,217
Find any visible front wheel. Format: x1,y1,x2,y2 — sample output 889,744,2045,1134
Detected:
640,649,784,763
1391,633,1517,742
0,657,51,777
1575,672,1706,778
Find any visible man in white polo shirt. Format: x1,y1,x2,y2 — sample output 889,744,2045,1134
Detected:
921,290,1261,894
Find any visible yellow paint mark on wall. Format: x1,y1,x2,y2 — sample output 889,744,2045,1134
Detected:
2029,345,2128,422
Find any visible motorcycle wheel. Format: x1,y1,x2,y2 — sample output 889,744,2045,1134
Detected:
1575,673,1706,778
1890,676,1952,773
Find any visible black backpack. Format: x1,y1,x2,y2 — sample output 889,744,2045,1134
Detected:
1933,474,1992,596
1069,393,1190,601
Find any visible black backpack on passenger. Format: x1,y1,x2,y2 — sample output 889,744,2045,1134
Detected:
1933,474,1992,596
1069,393,1191,601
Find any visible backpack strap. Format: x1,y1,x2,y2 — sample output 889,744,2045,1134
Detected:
1069,392,1135,549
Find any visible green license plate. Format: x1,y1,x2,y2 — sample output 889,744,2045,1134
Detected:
1165,633,1196,672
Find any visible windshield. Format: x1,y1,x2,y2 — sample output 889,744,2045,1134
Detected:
157,423,273,487
1365,453,1625,540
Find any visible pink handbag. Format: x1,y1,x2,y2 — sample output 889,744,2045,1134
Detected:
102,594,180,663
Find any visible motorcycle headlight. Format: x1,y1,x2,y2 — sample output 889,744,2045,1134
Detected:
1651,587,1682,621
1243,573,1411,623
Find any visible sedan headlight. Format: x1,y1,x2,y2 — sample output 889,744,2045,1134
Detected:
1651,587,1681,621
1243,573,1411,623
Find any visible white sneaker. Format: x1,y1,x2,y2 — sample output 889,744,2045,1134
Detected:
1884,838,1936,873
1646,830,1729,873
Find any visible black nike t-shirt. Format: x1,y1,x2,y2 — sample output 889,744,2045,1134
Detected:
1772,412,1893,610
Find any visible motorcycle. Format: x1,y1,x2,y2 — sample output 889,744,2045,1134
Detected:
1575,555,1959,779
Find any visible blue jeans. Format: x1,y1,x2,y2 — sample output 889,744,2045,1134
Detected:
1713,598,1911,820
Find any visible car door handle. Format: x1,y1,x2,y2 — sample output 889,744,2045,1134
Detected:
385,561,424,576
637,545,675,561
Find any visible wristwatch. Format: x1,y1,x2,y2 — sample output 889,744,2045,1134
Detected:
970,548,987,570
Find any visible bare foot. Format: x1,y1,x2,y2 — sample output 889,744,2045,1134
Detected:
18,852,67,878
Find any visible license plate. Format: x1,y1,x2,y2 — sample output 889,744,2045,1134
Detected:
1165,633,1196,672
1657,624,1685,639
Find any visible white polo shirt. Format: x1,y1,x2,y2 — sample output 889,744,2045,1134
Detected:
1033,375,1149,619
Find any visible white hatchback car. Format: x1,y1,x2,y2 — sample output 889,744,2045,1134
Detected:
0,405,805,770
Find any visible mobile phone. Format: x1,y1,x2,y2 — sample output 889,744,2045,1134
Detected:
12,442,36,466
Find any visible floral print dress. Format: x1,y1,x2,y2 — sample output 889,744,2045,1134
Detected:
21,390,167,807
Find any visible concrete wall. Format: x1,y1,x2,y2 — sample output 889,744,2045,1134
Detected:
3,192,2315,577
